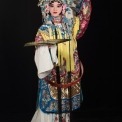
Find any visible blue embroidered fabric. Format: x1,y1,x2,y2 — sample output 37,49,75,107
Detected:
36,79,83,113
39,23,70,39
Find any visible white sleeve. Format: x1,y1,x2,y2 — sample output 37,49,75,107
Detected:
34,45,57,79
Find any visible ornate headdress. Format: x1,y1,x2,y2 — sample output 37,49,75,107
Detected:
37,0,83,37
37,0,83,21
38,0,83,10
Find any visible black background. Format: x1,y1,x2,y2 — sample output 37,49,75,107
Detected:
0,0,119,121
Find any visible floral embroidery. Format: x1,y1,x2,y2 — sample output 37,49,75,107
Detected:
38,78,82,113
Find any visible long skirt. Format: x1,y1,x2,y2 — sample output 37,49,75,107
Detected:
31,108,70,122
31,55,83,122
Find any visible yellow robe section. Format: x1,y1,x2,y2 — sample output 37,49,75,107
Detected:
39,17,79,71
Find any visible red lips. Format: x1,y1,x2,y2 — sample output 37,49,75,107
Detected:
53,12,57,14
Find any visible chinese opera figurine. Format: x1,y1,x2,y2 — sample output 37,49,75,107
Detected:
30,0,92,121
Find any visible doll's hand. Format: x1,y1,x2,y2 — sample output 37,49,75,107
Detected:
35,31,44,42
35,36,43,42
35,36,43,48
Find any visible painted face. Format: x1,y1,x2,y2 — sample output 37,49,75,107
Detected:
49,2,63,17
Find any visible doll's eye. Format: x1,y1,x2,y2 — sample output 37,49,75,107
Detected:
49,5,54,7
57,4,62,7
49,3,54,7
57,5,61,7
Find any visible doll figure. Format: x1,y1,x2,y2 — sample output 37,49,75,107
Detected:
31,0,92,122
